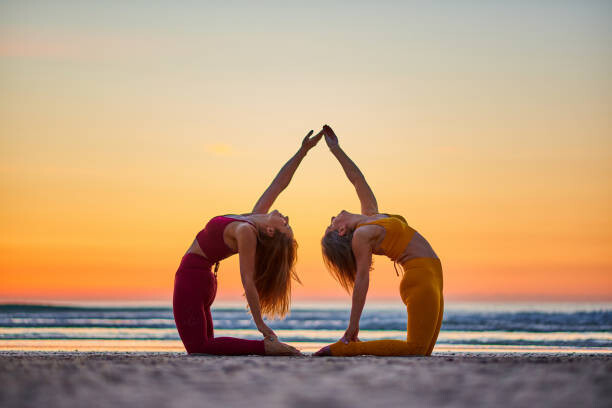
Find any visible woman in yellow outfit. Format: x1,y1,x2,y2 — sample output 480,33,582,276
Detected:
314,125,443,357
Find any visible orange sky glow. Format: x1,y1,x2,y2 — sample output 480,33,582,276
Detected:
1,2,611,303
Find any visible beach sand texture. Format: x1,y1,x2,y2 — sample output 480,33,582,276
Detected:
1,352,610,408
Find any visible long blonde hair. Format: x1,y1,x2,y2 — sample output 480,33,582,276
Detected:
321,229,356,293
254,229,299,318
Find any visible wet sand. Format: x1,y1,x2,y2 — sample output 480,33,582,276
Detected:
0,352,610,408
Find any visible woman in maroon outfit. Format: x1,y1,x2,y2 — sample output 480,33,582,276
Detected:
173,130,323,355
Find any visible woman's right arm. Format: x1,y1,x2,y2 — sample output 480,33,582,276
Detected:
340,227,373,343
323,125,378,215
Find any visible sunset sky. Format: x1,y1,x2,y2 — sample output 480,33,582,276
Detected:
1,1,611,302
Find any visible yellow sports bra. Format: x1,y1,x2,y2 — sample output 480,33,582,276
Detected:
355,214,416,261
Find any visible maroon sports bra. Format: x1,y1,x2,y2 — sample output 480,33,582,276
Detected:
195,215,255,264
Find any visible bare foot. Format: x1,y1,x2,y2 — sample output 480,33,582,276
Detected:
264,338,302,356
313,345,331,357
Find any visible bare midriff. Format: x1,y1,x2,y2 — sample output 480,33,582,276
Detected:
186,239,209,259
396,231,439,264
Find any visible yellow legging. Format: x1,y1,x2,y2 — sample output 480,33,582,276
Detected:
330,257,443,356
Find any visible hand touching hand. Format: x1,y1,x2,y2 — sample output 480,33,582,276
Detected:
301,129,324,153
322,124,339,149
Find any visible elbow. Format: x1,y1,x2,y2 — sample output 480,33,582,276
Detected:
352,278,369,301
348,177,361,188
354,274,370,289
278,181,290,191
240,272,255,288
349,173,366,186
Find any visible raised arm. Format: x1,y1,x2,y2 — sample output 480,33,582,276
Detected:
251,130,323,214
323,125,378,215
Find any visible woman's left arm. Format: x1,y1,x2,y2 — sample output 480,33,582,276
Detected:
251,129,323,214
236,224,276,340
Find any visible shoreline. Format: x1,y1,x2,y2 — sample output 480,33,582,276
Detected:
1,340,611,355
1,352,610,408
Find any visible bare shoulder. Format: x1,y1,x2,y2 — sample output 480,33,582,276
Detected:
234,222,257,239
352,225,380,249
354,224,384,238
231,222,257,251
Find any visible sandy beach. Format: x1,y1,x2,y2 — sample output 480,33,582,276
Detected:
0,352,609,408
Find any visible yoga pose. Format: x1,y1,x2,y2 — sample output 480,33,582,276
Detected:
314,125,443,356
173,130,323,355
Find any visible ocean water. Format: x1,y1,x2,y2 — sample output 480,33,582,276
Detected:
1,302,610,354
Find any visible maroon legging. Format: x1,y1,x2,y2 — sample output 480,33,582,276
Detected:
173,253,265,355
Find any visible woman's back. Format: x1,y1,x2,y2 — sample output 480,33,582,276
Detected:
356,214,438,262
